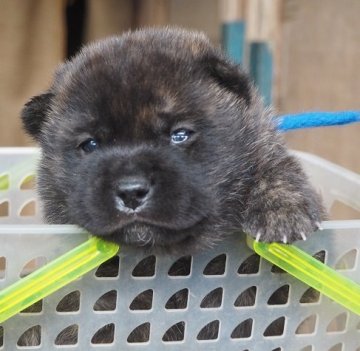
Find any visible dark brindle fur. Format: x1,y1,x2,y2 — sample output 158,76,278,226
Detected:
19,28,325,345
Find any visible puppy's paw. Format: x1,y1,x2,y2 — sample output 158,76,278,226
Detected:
242,190,325,244
244,208,321,244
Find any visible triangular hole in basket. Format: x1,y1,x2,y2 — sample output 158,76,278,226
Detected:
57,290,80,312
168,255,191,276
94,290,117,311
20,174,36,190
295,314,317,335
127,323,150,343
197,320,219,340
165,288,188,310
162,321,185,342
20,300,43,314
267,285,289,305
335,249,357,270
129,289,153,311
17,325,41,346
95,255,119,278
328,343,343,351
200,287,223,308
263,317,285,337
313,250,326,263
0,174,9,191
91,323,115,344
231,318,253,338
300,287,320,304
238,254,260,275
20,256,47,278
19,200,36,217
55,324,78,345
326,312,347,333
132,256,156,277
0,201,9,217
234,286,257,307
0,257,5,279
203,254,226,275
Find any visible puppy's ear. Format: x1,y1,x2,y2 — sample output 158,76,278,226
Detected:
203,54,252,105
21,92,54,142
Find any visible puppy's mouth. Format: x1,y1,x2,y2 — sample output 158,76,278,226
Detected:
116,212,205,231
94,202,210,248
112,197,208,233
101,221,197,249
74,196,210,250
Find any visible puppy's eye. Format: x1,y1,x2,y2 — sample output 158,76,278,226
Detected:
79,138,99,153
171,129,193,144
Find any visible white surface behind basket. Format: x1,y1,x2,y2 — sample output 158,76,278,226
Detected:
0,148,359,350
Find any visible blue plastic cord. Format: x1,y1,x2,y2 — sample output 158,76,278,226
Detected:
277,111,360,132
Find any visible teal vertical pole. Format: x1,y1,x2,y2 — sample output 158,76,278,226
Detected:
249,41,273,106
222,20,245,65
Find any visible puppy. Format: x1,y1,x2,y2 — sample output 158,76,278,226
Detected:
20,28,325,344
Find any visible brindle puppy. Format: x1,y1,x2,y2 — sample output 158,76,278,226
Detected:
19,28,325,345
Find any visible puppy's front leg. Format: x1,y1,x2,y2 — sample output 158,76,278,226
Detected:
241,153,326,243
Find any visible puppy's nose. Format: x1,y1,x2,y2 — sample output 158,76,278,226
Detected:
116,178,151,210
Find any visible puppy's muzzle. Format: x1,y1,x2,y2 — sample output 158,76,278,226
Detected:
116,177,151,211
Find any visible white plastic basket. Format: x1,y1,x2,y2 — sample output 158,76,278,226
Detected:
0,147,359,350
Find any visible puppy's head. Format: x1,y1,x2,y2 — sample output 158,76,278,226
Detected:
22,28,259,253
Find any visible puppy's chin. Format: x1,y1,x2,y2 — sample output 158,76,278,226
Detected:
96,220,214,254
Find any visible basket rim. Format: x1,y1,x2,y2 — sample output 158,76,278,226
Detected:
0,146,39,155
0,224,86,235
0,220,360,235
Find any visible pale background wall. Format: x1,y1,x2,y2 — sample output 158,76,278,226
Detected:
280,0,360,174
0,0,66,147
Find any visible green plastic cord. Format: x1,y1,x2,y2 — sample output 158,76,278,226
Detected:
247,236,360,316
0,237,119,323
